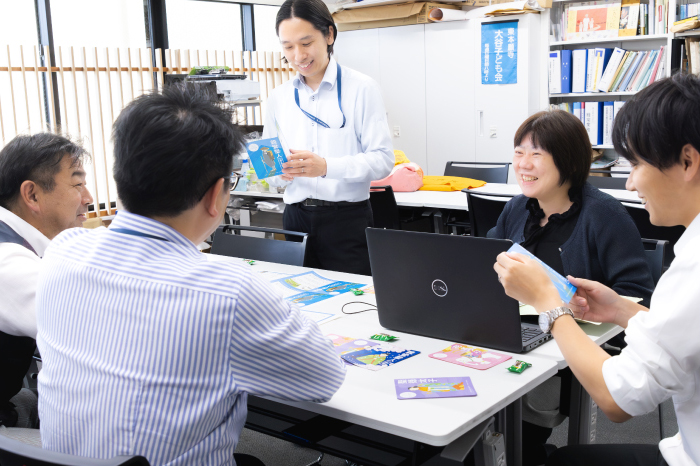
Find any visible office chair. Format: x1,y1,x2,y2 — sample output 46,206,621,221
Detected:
464,191,512,238
0,434,150,466
211,225,308,266
443,162,510,234
641,238,667,286
369,186,401,230
587,169,630,190
444,161,510,183
623,202,684,269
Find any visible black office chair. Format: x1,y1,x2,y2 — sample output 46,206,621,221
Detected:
443,163,510,234
369,186,401,230
464,191,512,238
211,225,308,266
444,162,510,183
640,237,669,440
623,202,684,269
0,434,150,466
587,169,630,190
641,239,668,286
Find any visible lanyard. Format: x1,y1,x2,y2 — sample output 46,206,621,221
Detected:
294,63,345,129
111,228,168,242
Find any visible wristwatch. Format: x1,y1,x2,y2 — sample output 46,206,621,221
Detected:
539,306,575,333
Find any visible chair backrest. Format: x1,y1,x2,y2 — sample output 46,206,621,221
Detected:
444,162,510,183
623,202,685,269
369,185,401,230
0,435,150,466
641,239,668,286
587,170,630,190
465,191,512,237
211,225,308,266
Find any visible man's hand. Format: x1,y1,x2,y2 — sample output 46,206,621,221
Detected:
282,149,328,179
493,252,561,312
567,276,644,328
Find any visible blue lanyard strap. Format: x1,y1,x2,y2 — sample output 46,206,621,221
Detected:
111,228,169,242
294,63,345,129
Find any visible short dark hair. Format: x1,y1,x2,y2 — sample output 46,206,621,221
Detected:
514,110,592,189
112,85,245,218
0,133,88,209
613,73,700,170
276,0,337,58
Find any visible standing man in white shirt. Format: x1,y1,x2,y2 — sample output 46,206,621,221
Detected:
0,133,93,428
495,73,700,466
264,0,394,276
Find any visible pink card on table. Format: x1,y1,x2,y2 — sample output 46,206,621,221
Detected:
429,343,512,370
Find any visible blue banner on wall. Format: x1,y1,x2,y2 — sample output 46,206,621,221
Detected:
481,21,518,85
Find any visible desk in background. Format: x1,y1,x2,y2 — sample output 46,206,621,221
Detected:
229,184,640,234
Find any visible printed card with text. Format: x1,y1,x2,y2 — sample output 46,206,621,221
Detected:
395,377,477,400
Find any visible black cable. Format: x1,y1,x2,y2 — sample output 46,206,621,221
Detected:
342,301,378,315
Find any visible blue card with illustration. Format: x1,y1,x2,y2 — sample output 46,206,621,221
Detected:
507,243,577,303
341,343,420,371
247,137,287,179
319,281,365,295
395,377,477,400
286,291,333,307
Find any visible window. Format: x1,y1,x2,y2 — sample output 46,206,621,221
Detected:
51,0,147,49
254,5,281,53
167,0,243,58
0,3,42,140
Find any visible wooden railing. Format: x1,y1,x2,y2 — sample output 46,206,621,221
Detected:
0,45,294,217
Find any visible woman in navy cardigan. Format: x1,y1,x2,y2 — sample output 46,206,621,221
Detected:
487,110,654,466
487,110,653,305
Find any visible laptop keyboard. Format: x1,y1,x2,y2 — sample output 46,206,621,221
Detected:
521,326,545,342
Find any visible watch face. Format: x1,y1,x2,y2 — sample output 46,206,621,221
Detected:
539,312,550,333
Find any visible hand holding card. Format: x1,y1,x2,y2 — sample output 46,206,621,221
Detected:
507,243,577,303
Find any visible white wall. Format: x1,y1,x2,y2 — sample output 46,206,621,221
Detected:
336,15,548,178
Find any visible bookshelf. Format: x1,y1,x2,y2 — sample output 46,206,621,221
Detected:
545,0,680,157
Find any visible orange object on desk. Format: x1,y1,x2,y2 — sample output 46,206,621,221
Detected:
418,176,486,191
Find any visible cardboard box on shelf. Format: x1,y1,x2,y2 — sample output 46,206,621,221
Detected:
333,2,461,31
467,0,551,8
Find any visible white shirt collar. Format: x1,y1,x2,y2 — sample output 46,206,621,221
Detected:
293,57,338,92
0,206,51,257
674,210,700,257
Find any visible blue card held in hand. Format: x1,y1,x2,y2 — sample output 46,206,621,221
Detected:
247,138,287,179
507,243,577,303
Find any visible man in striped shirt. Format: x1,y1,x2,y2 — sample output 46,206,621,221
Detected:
35,86,346,466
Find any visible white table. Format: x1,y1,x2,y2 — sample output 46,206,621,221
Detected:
206,256,618,464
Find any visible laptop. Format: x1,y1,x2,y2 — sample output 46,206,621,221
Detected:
366,228,552,353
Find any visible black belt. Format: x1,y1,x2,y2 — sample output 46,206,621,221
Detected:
296,198,368,207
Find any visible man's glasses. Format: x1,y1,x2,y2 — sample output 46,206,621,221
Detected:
228,172,243,191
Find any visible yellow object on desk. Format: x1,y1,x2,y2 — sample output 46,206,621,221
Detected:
418,176,486,192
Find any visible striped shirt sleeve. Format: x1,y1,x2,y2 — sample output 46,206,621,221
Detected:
229,272,346,402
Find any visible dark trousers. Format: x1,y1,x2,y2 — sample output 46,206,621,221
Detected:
546,445,668,466
283,201,374,276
